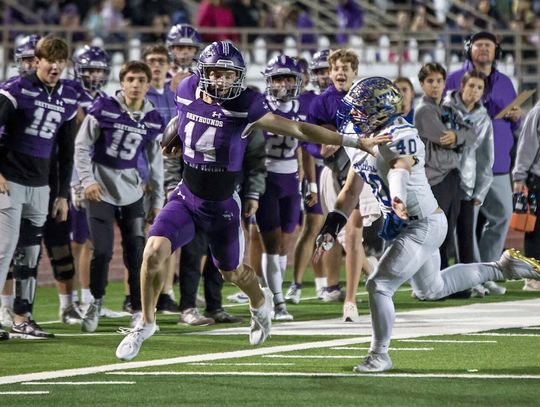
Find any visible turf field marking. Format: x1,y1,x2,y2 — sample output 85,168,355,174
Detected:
465,333,540,337
22,381,135,385
264,355,364,359
106,371,540,380
188,363,295,366
0,391,49,395
331,347,434,351
398,339,497,343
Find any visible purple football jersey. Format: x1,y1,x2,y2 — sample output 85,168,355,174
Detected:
175,75,269,172
63,78,106,114
90,96,164,170
307,84,346,128
0,75,78,158
297,90,317,122
263,97,301,163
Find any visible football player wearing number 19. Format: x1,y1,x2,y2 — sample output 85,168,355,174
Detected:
315,77,540,373
75,61,164,333
115,41,390,361
0,36,78,339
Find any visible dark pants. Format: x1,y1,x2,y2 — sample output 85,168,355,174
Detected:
525,175,540,260
431,170,462,268
87,199,145,310
456,199,476,263
179,228,223,313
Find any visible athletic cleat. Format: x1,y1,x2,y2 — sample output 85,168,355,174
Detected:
60,303,82,325
156,294,180,314
204,309,243,323
316,287,325,300
0,327,8,340
353,352,393,373
523,279,540,291
343,301,359,322
11,319,54,339
130,311,143,328
122,297,133,314
320,286,342,302
498,249,540,281
100,306,130,318
273,306,294,321
116,320,157,361
483,281,506,295
227,291,249,304
179,308,214,326
470,284,489,298
285,284,301,304
0,305,15,328
82,299,101,333
249,289,272,346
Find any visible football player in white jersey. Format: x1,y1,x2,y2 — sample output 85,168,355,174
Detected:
315,76,540,373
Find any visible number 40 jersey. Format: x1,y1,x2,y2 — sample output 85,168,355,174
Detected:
345,117,439,220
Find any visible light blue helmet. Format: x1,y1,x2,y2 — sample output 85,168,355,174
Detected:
338,76,403,135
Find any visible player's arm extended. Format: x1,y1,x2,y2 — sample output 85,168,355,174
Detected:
254,112,391,154
388,156,415,219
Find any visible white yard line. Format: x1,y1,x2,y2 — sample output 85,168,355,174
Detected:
21,381,135,385
398,339,497,343
188,363,295,366
106,371,540,380
331,347,434,351
2,298,540,386
465,333,540,337
0,391,49,395
263,355,362,359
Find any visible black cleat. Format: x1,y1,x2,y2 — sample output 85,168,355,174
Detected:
11,320,54,339
156,294,180,314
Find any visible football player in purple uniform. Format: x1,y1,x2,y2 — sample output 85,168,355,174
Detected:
0,36,78,339
115,41,389,361
166,24,202,92
309,49,332,92
0,34,42,332
74,61,164,333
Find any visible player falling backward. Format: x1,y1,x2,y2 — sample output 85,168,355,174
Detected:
314,76,540,373
114,41,391,361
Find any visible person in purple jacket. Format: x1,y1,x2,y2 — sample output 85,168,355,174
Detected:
0,36,78,339
445,31,521,295
115,41,390,361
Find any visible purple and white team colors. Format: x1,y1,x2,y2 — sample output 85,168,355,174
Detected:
149,47,269,271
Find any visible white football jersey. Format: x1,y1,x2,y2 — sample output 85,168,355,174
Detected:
345,117,439,219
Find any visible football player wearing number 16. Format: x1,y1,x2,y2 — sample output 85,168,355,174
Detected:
75,61,164,333
0,36,78,340
315,77,540,373
115,41,390,361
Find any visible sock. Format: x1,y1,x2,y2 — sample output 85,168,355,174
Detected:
59,294,71,311
279,255,287,279
0,295,15,309
165,289,176,300
368,291,393,354
71,290,79,303
261,253,268,284
315,277,328,292
266,254,284,305
81,288,93,304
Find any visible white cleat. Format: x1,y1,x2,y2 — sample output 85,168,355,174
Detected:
483,281,506,295
81,300,100,333
353,352,393,373
0,305,15,328
273,307,294,321
498,249,540,281
227,291,249,304
343,301,359,323
249,289,272,346
116,320,157,361
284,284,301,304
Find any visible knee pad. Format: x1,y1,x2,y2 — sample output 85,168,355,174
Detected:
49,244,75,282
17,219,43,248
44,216,71,248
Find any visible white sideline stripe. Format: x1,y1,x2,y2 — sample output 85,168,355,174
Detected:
106,371,540,380
465,333,540,337
0,336,372,385
188,363,295,366
224,287,413,308
264,355,363,359
398,339,497,343
331,347,434,351
54,333,122,337
0,391,49,395
2,298,540,385
22,381,135,385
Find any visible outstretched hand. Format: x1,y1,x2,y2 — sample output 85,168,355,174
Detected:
357,134,392,155
392,196,409,220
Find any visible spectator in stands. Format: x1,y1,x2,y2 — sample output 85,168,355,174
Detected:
100,0,129,45
475,0,506,29
336,0,363,45
393,76,415,124
445,31,521,295
513,101,540,291
84,0,107,40
128,0,173,43
60,3,87,43
230,0,262,43
196,0,239,43
448,11,475,57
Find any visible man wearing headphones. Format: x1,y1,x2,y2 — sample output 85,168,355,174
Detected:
445,31,521,295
